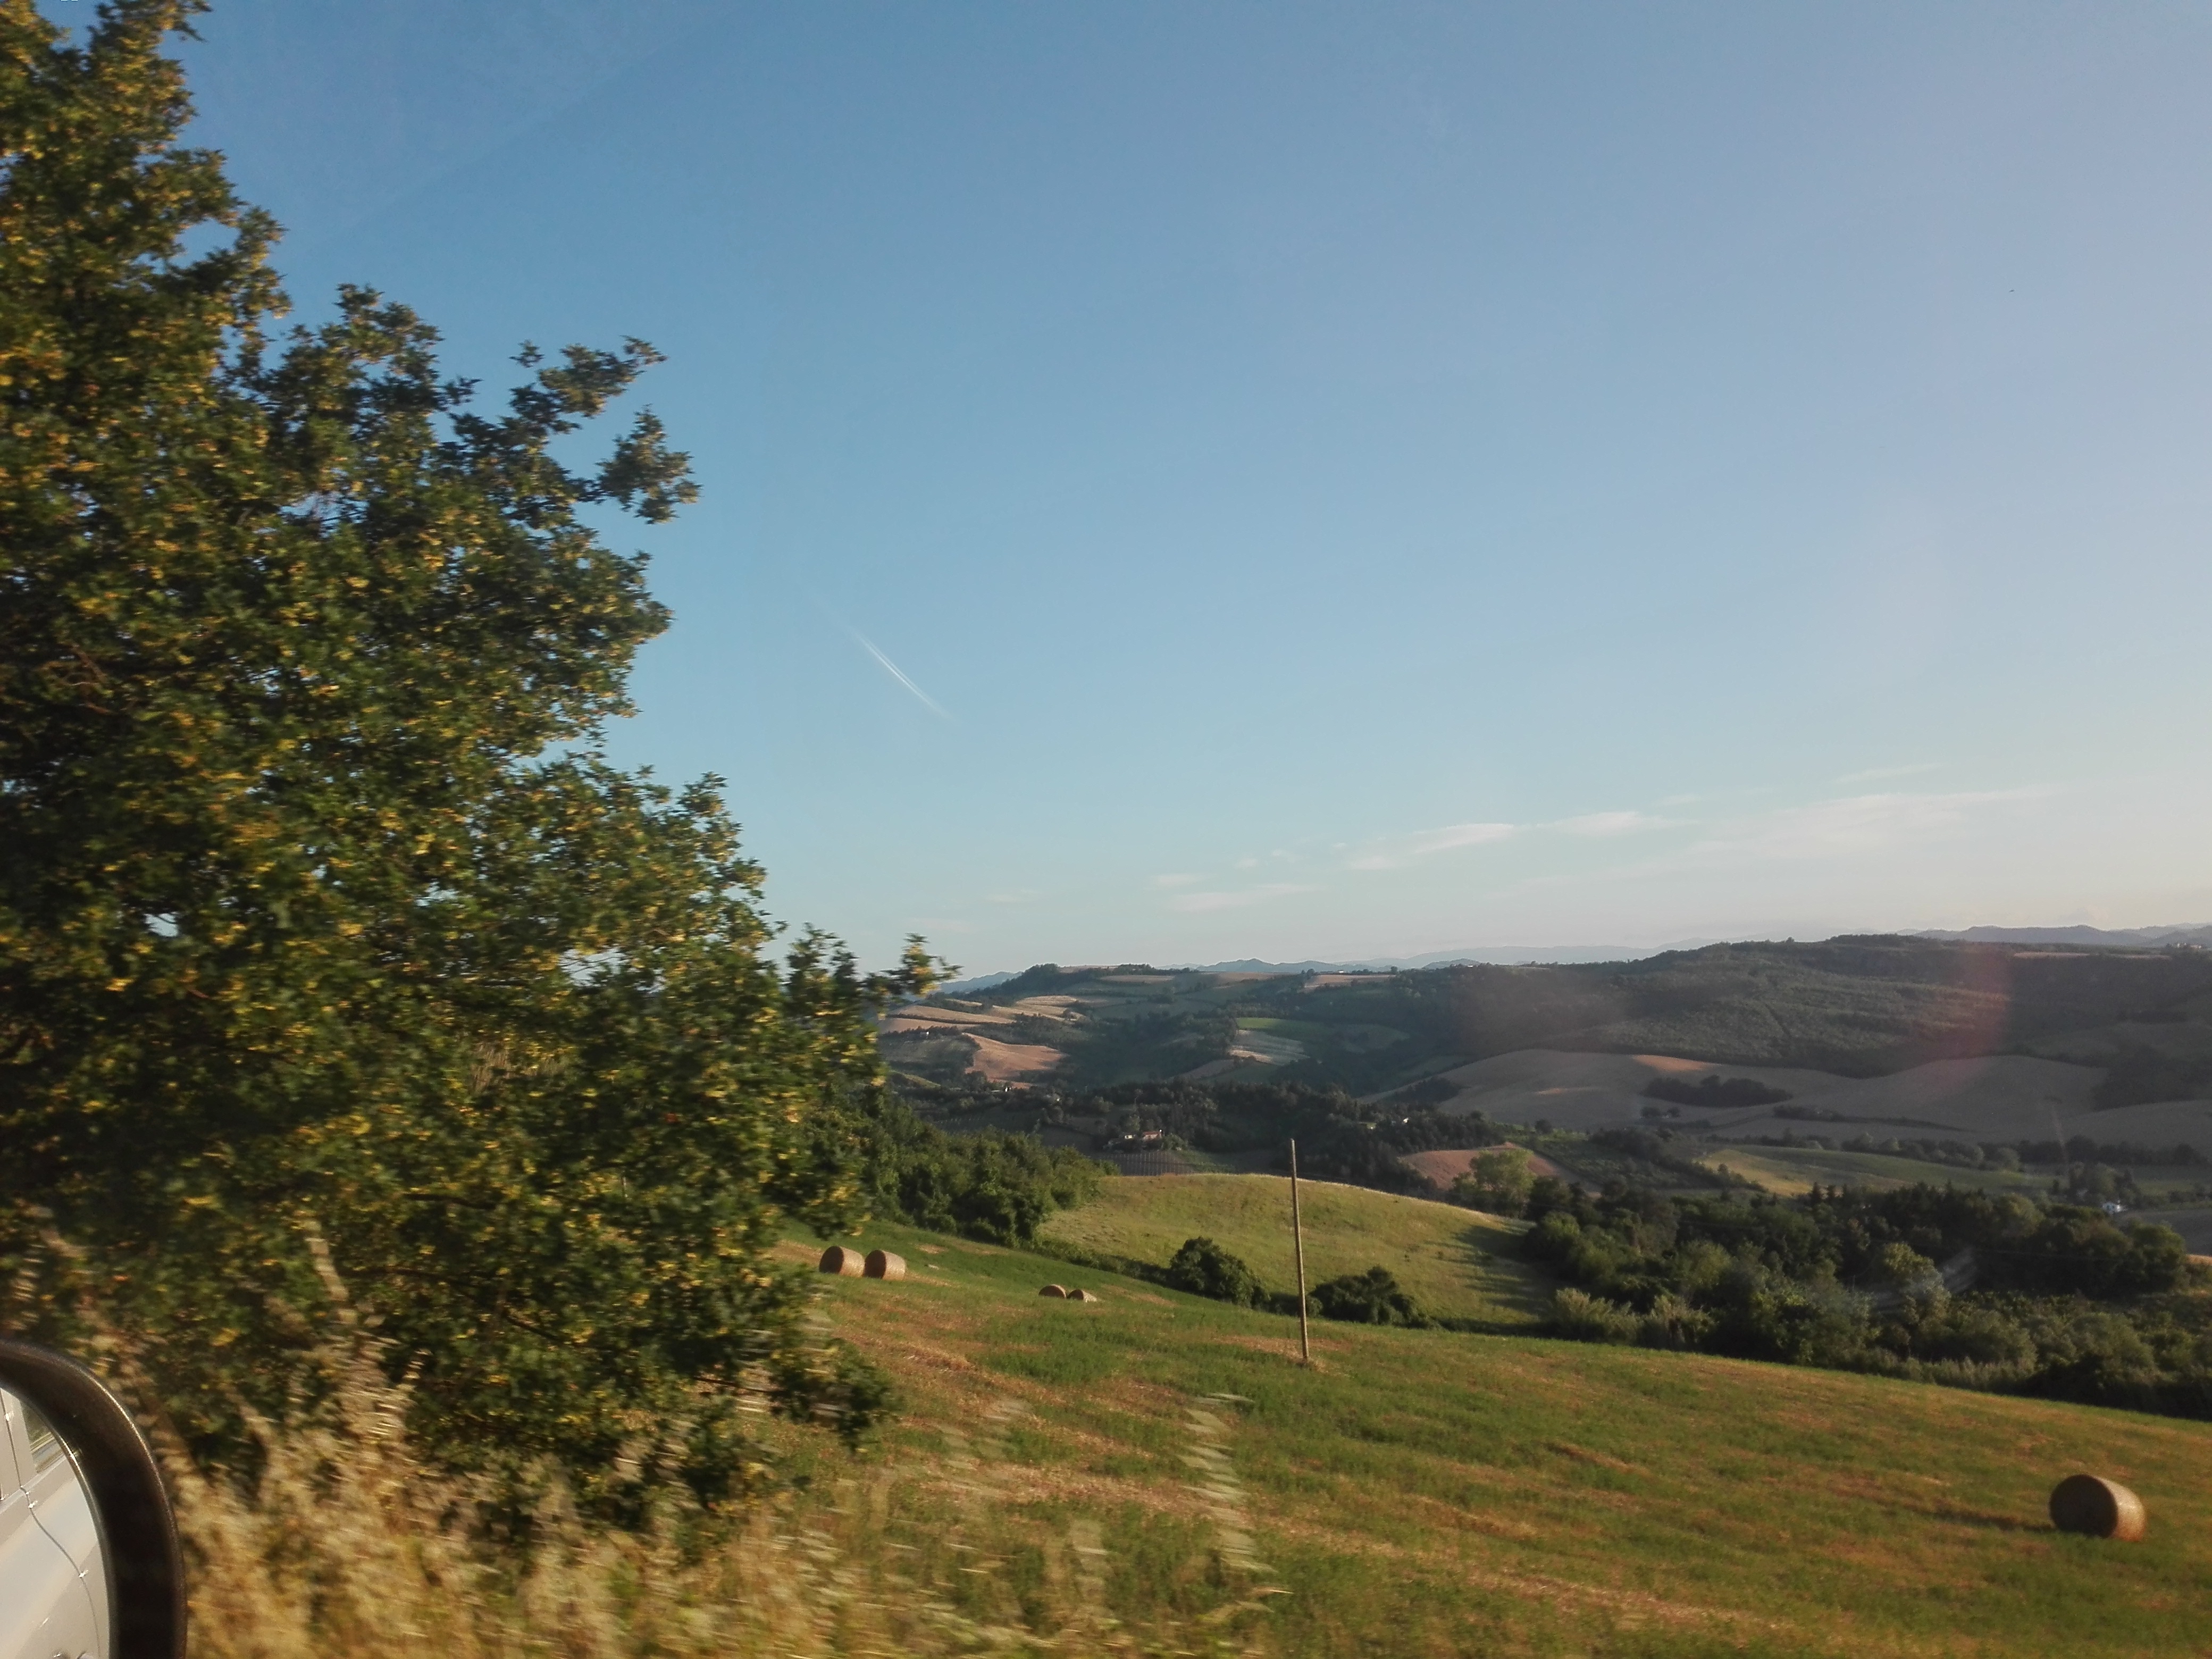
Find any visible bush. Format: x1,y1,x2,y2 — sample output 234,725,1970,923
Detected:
1164,1236,1267,1308
1643,1075,1792,1109
1551,1288,1639,1343
1309,1267,1434,1327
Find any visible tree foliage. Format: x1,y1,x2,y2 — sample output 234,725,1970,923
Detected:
1163,1236,1266,1309
1523,1178,2212,1418
1449,1145,1534,1217
0,0,928,1506
1307,1267,1432,1328
854,1095,1102,1245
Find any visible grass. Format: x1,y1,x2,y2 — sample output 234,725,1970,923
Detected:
1704,1145,2051,1197
1234,1017,1335,1041
797,1216,2212,1657
1033,1172,1550,1326
160,1206,2212,1657
161,1301,1280,1659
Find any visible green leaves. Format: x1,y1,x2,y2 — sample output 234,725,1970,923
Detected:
0,0,922,1509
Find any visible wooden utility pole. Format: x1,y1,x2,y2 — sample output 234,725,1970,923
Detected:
1289,1138,1311,1365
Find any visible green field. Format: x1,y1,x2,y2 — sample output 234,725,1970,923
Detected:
1034,1171,1549,1325
1705,1144,2053,1196
796,1212,2212,1657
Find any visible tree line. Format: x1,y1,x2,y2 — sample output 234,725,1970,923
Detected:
1524,1178,2212,1419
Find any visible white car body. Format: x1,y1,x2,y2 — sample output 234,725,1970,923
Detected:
1,1383,108,1659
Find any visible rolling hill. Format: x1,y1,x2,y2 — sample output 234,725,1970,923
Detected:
1033,1171,1552,1326
789,1208,2212,1656
889,939,2212,1172
893,937,2212,1094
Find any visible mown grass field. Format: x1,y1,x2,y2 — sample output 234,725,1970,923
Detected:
1033,1171,1550,1325
1701,1145,2052,1197
793,1212,2212,1657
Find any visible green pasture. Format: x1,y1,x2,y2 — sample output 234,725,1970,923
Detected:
1035,1171,1548,1326
800,1214,2212,1657
1235,1016,1336,1041
1704,1144,2050,1196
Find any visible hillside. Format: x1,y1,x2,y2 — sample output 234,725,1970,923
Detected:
792,1213,2212,1656
1033,1171,1552,1326
890,937,2212,1099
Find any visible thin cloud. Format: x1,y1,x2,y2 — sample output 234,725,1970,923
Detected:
1551,810,1679,837
1168,883,1319,914
1685,789,2041,862
851,630,950,718
1350,820,1517,871
1833,762,1940,785
1152,873,1203,888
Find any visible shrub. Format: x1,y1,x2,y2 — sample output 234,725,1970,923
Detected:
1164,1236,1267,1308
1551,1288,1639,1344
1643,1075,1792,1109
1310,1267,1434,1327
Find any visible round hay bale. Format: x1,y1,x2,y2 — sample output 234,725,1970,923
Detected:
862,1249,907,1280
818,1245,864,1277
2049,1474,2146,1540
1068,1288,1099,1303
1038,1284,1068,1298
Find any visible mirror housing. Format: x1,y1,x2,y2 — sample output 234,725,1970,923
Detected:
0,1337,185,1659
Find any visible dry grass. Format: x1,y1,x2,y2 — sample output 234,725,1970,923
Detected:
148,1317,1276,1658
966,1035,1069,1084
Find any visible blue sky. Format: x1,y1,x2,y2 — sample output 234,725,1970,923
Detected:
149,1,2212,973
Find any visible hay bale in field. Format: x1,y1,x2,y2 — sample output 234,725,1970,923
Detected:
1068,1288,1099,1303
818,1246,864,1277
2049,1474,2146,1540
1038,1284,1068,1298
863,1249,907,1280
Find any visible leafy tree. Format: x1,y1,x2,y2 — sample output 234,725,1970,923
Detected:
858,1099,1103,1245
0,0,927,1507
1451,1145,1534,1217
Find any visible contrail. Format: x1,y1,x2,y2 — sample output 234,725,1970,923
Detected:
851,630,950,718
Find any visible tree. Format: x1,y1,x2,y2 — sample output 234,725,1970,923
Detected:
1451,1145,1534,1217
0,0,927,1506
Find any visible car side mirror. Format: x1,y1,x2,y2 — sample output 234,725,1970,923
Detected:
0,1337,186,1659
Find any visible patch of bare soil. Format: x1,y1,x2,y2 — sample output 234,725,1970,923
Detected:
882,1005,1013,1031
968,1034,1067,1082
1177,1057,1238,1080
1398,1144,1569,1190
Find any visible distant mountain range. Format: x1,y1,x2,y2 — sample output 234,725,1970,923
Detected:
1171,943,1718,971
937,925,2212,996
1912,924,2212,948
939,945,1692,995
904,936,2212,1103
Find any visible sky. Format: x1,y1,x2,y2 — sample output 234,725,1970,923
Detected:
125,1,2212,973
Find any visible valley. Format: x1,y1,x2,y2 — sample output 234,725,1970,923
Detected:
889,937,2212,1216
